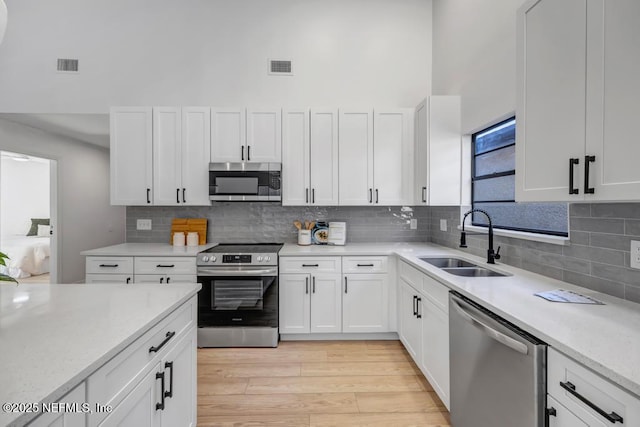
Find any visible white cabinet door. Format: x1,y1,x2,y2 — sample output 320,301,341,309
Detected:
342,274,389,333
211,108,245,162
86,274,132,284
338,109,373,205
153,107,182,206
181,107,211,206
585,0,640,201
310,109,339,205
279,274,311,334
98,363,161,427
110,107,153,205
246,108,281,162
310,274,342,333
282,109,311,206
161,327,196,427
422,97,461,206
414,99,429,205
516,0,587,201
134,275,165,284
398,280,421,361
420,298,450,410
547,396,591,427
373,109,413,205
28,383,86,427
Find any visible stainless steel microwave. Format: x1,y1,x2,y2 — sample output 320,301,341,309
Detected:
209,163,281,202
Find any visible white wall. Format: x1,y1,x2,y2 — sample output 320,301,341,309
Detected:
432,0,527,133
0,0,432,113
0,119,126,283
0,155,50,236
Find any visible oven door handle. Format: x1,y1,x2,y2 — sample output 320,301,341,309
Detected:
197,267,278,276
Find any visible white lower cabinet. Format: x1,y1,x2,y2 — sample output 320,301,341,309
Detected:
310,274,342,333
343,274,388,333
28,383,87,427
134,275,197,284
85,256,196,284
547,396,590,427
420,296,449,409
398,279,422,361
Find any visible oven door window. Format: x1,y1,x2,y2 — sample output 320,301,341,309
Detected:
213,278,263,310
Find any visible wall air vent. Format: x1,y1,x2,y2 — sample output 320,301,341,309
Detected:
268,59,293,76
57,58,79,73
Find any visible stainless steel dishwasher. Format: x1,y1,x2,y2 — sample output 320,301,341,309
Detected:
449,291,547,427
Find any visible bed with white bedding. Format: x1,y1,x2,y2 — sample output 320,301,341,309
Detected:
0,235,50,278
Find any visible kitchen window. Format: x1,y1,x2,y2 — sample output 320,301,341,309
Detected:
471,118,568,237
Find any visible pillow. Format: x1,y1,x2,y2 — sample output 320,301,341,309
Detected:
37,224,51,237
27,218,49,236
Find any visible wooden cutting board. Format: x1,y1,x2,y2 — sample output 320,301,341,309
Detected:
170,218,207,245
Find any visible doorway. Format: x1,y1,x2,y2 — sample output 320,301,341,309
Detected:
0,150,58,284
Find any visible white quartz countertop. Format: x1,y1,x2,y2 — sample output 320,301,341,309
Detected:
281,242,640,397
0,282,201,426
81,242,218,256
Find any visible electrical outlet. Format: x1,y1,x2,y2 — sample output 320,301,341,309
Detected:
137,219,152,231
440,219,447,232
410,219,418,230
631,240,640,269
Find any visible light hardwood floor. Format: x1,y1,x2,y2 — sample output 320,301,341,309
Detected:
197,340,451,427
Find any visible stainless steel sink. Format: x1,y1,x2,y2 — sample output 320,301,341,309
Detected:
442,267,510,277
420,257,478,268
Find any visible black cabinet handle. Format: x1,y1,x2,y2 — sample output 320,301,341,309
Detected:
584,155,596,194
413,295,417,316
164,361,174,399
147,188,151,204
375,189,379,203
312,188,315,204
149,331,176,353
302,264,319,267
416,297,422,319
157,264,175,268
306,188,309,203
248,146,251,161
241,146,245,161
560,381,623,424
569,158,580,195
305,277,309,294
312,276,316,293
344,276,348,293
422,187,427,203
182,188,186,203
369,188,373,203
155,371,165,410
160,277,164,284
166,277,171,284
99,264,119,268
546,406,557,424
357,263,374,267
176,188,180,203
126,277,131,284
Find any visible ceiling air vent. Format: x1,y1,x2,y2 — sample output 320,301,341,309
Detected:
269,59,293,76
57,58,79,73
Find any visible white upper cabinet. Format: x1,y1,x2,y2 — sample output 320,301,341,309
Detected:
339,109,374,205
517,0,640,201
181,107,212,205
110,107,153,205
414,97,461,205
282,109,339,206
153,107,182,205
211,108,281,163
373,109,413,205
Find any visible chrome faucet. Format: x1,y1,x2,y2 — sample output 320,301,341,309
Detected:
460,209,501,264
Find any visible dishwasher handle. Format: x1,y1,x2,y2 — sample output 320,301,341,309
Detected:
451,298,528,355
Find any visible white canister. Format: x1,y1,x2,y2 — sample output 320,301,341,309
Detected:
186,232,199,247
173,232,185,246
298,229,311,246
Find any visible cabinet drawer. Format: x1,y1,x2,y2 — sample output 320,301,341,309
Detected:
342,256,388,273
86,274,132,284
279,257,341,274
134,257,196,275
86,257,134,275
133,274,197,284
548,348,639,426
399,261,422,290
87,297,196,427
422,274,450,313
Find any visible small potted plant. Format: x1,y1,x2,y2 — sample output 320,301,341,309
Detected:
0,251,18,283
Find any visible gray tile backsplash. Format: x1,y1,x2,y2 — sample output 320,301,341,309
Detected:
126,202,640,304
429,204,640,304
127,204,430,245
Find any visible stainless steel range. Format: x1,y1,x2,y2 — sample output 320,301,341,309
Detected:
196,243,282,348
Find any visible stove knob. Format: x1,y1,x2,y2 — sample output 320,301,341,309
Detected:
257,256,263,262
210,256,217,262
265,256,271,262
202,256,209,262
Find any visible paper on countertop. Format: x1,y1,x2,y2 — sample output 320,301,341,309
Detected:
535,289,604,305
